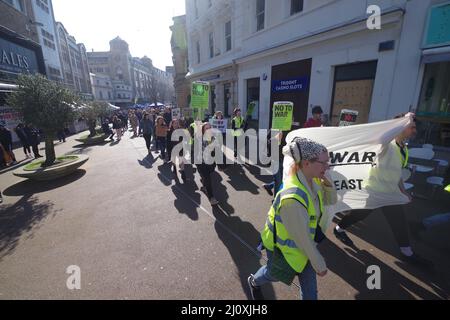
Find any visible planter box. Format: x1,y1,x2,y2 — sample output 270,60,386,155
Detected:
76,134,109,145
13,155,89,181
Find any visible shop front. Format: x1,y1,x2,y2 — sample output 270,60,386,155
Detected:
187,65,238,122
270,58,312,130
415,2,450,147
0,26,46,142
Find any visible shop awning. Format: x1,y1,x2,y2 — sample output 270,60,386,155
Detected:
422,46,450,63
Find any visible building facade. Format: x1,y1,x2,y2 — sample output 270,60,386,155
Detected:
87,37,174,108
55,22,92,99
0,0,47,142
30,0,63,82
170,15,191,109
186,0,450,146
89,72,113,102
0,0,40,44
186,0,237,119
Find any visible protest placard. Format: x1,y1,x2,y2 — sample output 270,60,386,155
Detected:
272,102,294,131
191,82,210,109
209,118,228,134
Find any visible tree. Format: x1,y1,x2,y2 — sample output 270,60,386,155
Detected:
79,101,111,137
7,74,79,167
146,70,162,107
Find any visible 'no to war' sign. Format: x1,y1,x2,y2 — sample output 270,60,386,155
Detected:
272,102,294,131
191,82,210,109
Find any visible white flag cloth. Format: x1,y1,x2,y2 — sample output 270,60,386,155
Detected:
283,114,414,227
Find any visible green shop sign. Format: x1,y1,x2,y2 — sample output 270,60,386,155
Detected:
423,2,450,48
191,82,210,109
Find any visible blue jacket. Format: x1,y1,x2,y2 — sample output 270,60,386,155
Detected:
140,119,153,135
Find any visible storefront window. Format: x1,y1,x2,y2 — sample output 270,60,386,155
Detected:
416,61,450,147
246,78,260,129
418,61,450,117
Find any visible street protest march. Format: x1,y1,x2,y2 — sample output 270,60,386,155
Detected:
283,114,415,228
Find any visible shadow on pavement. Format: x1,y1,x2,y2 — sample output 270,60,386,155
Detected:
171,179,200,221
138,153,157,169
222,165,260,195
72,141,110,149
332,203,450,299
211,206,277,300
320,237,448,299
211,171,235,216
3,170,87,196
109,140,121,147
0,194,56,261
243,163,273,185
0,158,34,175
157,163,175,187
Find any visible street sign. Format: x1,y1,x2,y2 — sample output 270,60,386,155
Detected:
191,82,210,109
272,102,294,131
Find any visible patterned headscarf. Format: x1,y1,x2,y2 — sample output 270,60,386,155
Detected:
284,137,327,163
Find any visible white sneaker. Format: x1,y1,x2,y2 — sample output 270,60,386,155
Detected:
209,197,219,206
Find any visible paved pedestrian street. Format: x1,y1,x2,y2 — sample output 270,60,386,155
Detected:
0,131,449,300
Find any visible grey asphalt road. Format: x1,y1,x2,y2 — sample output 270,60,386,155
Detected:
0,130,449,300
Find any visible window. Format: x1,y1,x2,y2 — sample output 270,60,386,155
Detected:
225,21,232,52
208,0,212,8
196,41,201,64
224,83,231,118
41,29,54,41
35,0,49,13
256,0,265,31
209,32,214,58
418,62,450,117
3,0,25,12
99,91,104,99
48,67,61,77
291,0,304,15
43,38,56,50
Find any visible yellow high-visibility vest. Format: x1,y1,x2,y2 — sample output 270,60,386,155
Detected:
232,116,244,137
260,174,324,273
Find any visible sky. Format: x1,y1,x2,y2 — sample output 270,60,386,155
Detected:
52,0,186,71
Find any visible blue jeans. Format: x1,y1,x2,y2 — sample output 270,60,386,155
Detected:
274,161,283,195
253,250,318,300
264,161,284,196
156,137,167,158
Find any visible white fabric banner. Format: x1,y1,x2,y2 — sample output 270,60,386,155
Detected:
283,114,414,224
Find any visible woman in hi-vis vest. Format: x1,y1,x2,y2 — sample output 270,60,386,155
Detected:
248,138,337,300
231,108,245,159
